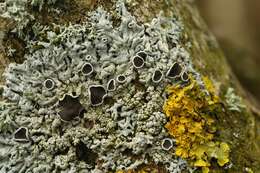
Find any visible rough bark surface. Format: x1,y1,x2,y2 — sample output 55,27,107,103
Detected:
0,0,259,172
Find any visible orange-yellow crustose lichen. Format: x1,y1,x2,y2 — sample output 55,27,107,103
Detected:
163,77,230,173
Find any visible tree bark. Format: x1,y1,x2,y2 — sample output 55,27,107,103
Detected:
0,0,259,172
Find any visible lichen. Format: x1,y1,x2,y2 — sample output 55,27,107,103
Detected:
115,166,161,173
225,87,246,112
30,0,58,11
0,0,62,38
0,0,33,37
0,1,199,172
0,0,240,172
163,77,230,172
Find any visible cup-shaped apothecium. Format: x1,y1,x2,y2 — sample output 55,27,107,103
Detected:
152,69,163,83
13,127,30,142
117,75,127,84
161,138,174,151
166,62,183,79
89,85,107,106
44,79,55,90
181,71,189,82
107,79,116,91
132,55,145,69
82,63,94,76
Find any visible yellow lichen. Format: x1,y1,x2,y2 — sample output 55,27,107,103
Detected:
163,77,230,172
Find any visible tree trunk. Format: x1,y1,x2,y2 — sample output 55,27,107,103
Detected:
0,0,259,172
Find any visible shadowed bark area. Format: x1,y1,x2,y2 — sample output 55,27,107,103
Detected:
196,0,260,102
0,0,259,172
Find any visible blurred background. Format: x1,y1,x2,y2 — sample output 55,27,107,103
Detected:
196,0,260,101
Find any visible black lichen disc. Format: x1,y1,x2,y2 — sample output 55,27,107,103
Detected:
14,127,29,142
89,86,107,106
117,75,126,83
153,70,163,83
133,56,144,68
181,71,189,81
167,63,183,78
162,139,173,150
107,79,116,91
44,79,55,90
58,95,85,121
82,63,93,75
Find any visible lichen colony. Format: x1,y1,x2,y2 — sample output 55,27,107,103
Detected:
0,1,237,173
